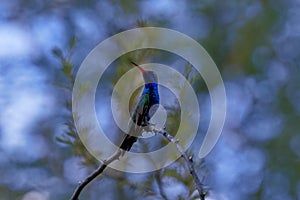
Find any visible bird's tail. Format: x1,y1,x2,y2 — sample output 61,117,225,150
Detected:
119,117,144,153
119,134,138,152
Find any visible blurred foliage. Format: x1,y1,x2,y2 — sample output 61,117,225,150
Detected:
53,38,100,168
1,0,300,200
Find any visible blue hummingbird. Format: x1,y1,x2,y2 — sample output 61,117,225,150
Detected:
70,62,160,200
119,61,160,153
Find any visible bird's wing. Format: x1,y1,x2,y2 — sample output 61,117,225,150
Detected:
120,93,149,151
127,93,149,137
136,93,150,125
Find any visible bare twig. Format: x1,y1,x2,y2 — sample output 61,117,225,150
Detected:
152,128,206,200
70,127,207,200
70,150,122,200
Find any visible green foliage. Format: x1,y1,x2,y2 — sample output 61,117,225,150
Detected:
53,37,99,167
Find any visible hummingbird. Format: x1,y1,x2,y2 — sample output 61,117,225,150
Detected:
70,62,160,200
119,61,160,153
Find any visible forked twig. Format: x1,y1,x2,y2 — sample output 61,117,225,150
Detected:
70,128,206,200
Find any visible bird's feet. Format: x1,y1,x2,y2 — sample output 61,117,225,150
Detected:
142,122,154,132
144,122,167,135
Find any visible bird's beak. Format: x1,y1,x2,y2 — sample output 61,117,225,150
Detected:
131,61,146,74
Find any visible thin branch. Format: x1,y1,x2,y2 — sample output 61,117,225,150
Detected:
70,127,207,200
155,169,169,200
70,164,106,200
152,128,206,200
70,150,122,200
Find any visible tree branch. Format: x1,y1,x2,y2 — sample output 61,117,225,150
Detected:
70,150,122,200
152,128,206,200
70,127,207,200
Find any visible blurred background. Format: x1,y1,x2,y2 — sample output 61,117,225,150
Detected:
1,0,300,199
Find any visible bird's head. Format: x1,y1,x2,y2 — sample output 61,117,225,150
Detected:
131,61,158,84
